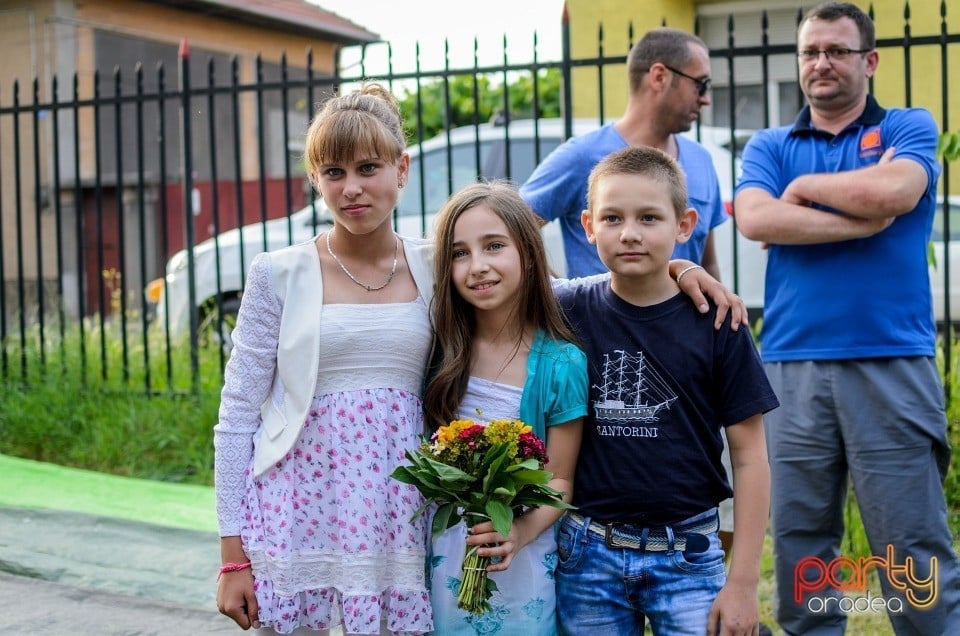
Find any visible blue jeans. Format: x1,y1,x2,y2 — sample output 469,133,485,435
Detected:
555,509,726,635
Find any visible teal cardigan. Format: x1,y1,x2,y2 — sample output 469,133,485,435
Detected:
517,331,589,439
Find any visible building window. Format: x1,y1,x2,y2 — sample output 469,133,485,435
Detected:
711,80,801,129
697,5,802,128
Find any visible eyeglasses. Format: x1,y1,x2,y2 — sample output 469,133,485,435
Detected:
661,64,712,96
798,48,870,62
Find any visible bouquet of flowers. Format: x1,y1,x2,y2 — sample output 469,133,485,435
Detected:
391,418,573,615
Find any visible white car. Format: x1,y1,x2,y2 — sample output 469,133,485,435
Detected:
929,196,960,325
148,118,761,341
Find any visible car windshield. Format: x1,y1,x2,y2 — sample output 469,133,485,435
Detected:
398,141,488,218
397,130,563,219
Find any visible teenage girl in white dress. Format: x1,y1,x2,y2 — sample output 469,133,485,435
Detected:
215,84,434,636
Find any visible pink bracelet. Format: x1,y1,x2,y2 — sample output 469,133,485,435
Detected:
217,561,252,580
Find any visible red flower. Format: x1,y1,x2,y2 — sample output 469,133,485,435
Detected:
518,431,548,463
458,424,486,440
457,424,484,448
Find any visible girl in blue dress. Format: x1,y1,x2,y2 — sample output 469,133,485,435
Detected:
424,181,588,636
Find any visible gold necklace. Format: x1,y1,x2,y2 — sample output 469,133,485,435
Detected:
325,231,399,292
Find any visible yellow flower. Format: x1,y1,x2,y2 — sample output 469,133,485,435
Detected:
436,419,473,446
482,420,527,459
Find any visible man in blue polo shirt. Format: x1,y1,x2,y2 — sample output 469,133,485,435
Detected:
735,2,960,634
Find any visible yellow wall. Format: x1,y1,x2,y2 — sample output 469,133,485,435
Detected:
566,0,695,119
866,0,960,150
567,0,960,187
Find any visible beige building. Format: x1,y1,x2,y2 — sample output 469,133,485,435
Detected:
0,0,376,320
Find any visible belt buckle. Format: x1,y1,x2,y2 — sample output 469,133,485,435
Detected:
604,523,623,549
604,523,642,549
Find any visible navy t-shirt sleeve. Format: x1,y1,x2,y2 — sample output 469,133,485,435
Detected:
712,315,780,426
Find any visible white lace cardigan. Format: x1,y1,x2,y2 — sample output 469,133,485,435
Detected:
214,236,435,535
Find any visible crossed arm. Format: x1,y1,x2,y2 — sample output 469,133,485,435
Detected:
735,148,928,246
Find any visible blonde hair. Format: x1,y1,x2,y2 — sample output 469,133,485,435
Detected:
424,181,577,430
303,83,406,184
587,146,688,218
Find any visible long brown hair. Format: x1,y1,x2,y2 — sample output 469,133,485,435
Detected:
423,181,578,430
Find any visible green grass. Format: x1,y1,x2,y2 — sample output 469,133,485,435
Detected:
0,317,221,483
2,315,960,635
0,453,216,532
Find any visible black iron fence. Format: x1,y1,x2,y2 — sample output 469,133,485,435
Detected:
1,3,958,395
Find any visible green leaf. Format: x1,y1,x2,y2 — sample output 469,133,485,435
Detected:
480,443,510,471
410,499,433,522
948,135,960,162
421,456,476,483
508,468,552,487
939,131,960,162
467,490,487,507
514,489,574,510
492,485,516,498
483,470,511,496
431,502,458,538
389,465,417,484
505,458,541,472
937,132,960,161
485,499,513,537
482,449,511,494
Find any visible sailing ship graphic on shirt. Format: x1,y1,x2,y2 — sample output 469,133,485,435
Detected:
593,349,677,422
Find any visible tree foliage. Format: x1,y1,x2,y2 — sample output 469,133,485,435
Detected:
940,131,960,163
398,69,561,144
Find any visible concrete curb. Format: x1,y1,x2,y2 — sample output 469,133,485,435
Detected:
0,572,235,635
0,506,237,634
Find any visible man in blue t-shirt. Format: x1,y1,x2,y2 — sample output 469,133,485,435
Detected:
735,3,960,634
521,27,728,280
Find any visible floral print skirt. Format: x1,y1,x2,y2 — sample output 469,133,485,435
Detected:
241,388,433,635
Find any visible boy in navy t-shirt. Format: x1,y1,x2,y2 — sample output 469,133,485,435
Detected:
553,146,778,635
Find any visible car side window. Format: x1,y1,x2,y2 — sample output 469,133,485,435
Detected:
482,137,561,183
